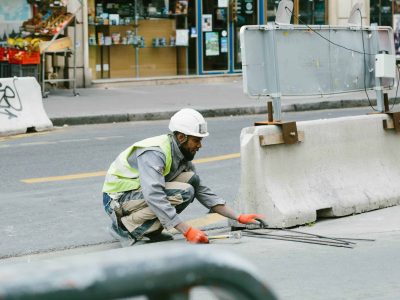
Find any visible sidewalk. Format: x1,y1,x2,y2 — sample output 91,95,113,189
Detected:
2,205,400,300
42,75,398,126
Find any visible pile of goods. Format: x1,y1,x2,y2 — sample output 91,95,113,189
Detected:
6,37,47,52
0,0,74,65
22,12,74,36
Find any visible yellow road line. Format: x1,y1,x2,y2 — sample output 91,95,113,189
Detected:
0,131,51,142
22,171,107,184
21,152,241,184
193,152,240,164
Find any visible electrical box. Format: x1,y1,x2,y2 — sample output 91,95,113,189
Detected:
375,53,396,78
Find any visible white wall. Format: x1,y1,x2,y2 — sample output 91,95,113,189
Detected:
0,0,31,37
329,0,370,26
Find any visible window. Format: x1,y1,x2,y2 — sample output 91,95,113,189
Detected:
370,0,392,26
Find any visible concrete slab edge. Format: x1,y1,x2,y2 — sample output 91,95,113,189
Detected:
91,73,242,88
50,99,377,126
0,214,229,261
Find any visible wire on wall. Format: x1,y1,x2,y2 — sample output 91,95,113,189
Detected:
284,5,400,112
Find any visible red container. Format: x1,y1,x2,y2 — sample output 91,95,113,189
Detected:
0,47,8,62
9,49,40,65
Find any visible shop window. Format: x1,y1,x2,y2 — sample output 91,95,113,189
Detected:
266,0,326,25
393,1,400,56
266,0,280,22
298,0,326,25
370,0,392,26
89,0,190,79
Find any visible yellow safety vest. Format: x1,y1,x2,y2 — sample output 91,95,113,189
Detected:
102,134,172,193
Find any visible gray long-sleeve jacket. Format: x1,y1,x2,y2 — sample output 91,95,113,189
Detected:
126,134,225,229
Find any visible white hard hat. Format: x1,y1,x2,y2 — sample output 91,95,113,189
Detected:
169,108,209,137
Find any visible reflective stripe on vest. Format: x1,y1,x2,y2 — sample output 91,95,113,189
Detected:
102,134,172,193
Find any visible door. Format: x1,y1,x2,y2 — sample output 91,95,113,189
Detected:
200,0,258,73
201,0,229,72
232,0,258,70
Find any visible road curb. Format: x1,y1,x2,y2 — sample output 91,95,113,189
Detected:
50,98,378,126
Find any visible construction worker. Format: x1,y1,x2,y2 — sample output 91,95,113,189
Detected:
102,108,262,246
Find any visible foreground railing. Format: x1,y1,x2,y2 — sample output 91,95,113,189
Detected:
0,244,276,300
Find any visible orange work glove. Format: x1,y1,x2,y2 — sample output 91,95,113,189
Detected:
184,227,209,244
237,214,264,224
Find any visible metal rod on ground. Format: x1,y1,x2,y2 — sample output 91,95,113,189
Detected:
242,233,354,249
278,234,375,242
209,231,242,240
276,228,357,245
242,231,353,246
253,218,359,245
244,231,353,245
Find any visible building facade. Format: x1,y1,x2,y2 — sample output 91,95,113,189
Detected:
1,0,399,87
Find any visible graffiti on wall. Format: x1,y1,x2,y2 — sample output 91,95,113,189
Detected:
0,79,22,119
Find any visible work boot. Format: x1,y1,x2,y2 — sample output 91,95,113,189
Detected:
144,228,174,242
109,223,137,247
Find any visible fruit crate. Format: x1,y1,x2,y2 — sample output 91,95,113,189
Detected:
9,49,40,65
0,47,8,62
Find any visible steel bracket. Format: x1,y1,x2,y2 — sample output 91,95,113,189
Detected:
256,121,302,146
383,112,400,133
255,101,302,145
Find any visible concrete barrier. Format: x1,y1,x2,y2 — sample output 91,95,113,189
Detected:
234,114,400,228
0,77,53,136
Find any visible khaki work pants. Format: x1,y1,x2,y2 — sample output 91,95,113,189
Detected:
119,171,197,239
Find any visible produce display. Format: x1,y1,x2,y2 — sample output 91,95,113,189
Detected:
1,0,73,65
7,37,48,52
22,12,74,36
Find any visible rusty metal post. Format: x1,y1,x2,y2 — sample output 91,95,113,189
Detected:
384,93,389,112
268,101,273,122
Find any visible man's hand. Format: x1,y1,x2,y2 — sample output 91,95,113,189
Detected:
237,214,264,224
184,227,209,244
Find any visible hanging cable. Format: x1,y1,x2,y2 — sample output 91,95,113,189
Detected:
390,64,400,110
357,9,379,111
284,6,375,56
284,6,389,112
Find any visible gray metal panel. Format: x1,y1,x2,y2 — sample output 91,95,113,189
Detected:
241,24,395,98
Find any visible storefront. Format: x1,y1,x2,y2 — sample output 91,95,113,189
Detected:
4,1,399,85
88,0,329,79
266,0,328,25
197,0,260,74
87,0,264,79
377,0,400,57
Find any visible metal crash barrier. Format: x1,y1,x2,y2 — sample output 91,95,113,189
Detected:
0,245,276,300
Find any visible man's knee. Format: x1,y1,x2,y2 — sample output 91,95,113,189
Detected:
181,184,195,203
187,173,200,190
174,185,195,213
173,171,200,190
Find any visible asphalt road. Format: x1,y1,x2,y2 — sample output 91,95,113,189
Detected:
0,107,376,258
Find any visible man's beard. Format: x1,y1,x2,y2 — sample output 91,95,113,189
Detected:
179,143,195,161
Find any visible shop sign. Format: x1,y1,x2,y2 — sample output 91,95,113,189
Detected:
176,29,189,46
218,0,228,8
221,36,228,53
205,32,219,56
202,14,212,32
245,0,254,15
